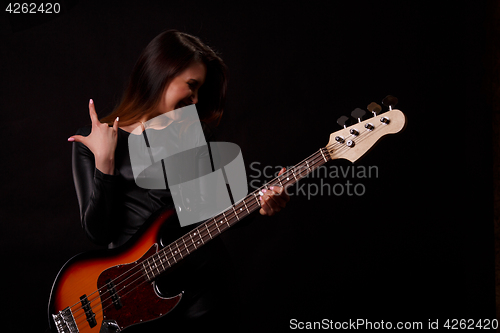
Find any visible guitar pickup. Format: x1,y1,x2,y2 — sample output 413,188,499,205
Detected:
79,294,97,328
106,279,123,310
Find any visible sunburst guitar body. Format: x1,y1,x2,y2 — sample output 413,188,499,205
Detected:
49,209,182,332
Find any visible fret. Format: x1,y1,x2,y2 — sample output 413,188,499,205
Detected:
164,250,171,266
205,223,213,239
222,211,230,227
169,245,177,263
159,252,166,270
142,262,151,281
305,160,312,173
278,177,283,187
194,229,203,246
181,237,190,254
222,218,229,230
147,259,154,278
175,242,183,259
150,256,157,274
196,229,205,244
298,163,308,179
320,148,328,162
291,169,298,181
243,199,250,214
189,232,197,249
253,192,261,207
152,255,161,275
230,207,237,221
214,218,221,233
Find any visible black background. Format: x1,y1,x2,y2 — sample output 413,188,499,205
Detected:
0,1,493,332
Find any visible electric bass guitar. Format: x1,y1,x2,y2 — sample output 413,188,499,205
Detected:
48,97,406,332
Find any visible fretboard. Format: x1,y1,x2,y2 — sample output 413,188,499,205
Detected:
141,147,331,281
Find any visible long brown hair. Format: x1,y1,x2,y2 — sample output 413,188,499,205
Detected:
100,30,228,126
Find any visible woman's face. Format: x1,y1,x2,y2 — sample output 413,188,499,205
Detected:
159,61,207,120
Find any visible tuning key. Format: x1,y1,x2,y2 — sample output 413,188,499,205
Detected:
367,102,382,116
337,115,350,128
351,108,366,123
382,95,398,110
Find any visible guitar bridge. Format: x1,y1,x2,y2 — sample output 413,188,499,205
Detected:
52,306,79,333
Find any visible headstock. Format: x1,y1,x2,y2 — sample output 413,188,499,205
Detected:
327,96,406,163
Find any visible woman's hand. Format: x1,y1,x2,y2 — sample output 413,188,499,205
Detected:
68,99,119,175
259,167,290,216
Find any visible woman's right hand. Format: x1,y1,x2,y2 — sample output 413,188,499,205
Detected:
68,99,119,175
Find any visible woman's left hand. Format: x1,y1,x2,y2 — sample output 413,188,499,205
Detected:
259,167,290,216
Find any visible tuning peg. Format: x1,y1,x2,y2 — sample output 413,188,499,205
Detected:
337,115,351,128
367,102,382,116
382,95,398,110
351,108,366,123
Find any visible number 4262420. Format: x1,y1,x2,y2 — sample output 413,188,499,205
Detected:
5,3,61,14
444,319,498,330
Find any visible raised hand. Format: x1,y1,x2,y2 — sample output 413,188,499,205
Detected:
68,99,119,175
259,167,290,216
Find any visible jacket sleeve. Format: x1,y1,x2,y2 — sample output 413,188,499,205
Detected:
71,126,119,245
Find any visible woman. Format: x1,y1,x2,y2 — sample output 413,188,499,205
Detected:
68,30,289,331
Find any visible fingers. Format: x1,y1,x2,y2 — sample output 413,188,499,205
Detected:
89,98,99,124
259,186,289,216
270,186,290,203
68,135,84,143
266,186,290,210
259,167,290,216
259,194,273,216
259,194,281,216
113,116,119,132
68,99,106,144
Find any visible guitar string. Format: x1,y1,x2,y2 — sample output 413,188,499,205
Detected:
66,130,371,326
65,119,391,327
140,145,340,268
138,152,325,275
65,153,319,329
71,118,392,328
67,148,332,327
67,132,373,326
126,122,387,282
71,147,327,310
69,148,333,329
132,124,390,282
83,148,329,305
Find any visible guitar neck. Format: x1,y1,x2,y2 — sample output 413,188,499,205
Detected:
141,147,331,281
141,108,407,281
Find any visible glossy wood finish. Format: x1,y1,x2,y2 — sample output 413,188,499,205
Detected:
97,246,182,331
49,209,180,332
